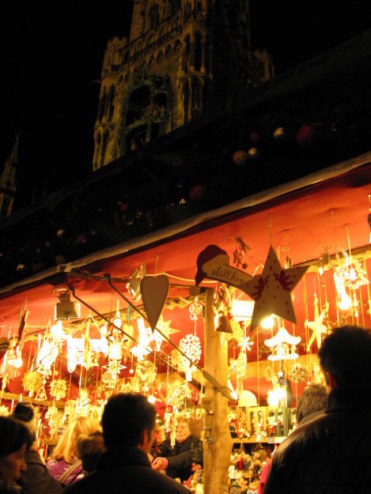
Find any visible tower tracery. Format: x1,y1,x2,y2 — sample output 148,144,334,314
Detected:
92,0,273,170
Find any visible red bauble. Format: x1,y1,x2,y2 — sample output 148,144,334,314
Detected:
233,150,248,166
249,131,260,144
296,125,317,149
189,184,205,202
76,234,87,245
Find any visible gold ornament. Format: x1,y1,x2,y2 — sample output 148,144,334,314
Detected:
0,405,9,416
288,363,308,383
50,379,68,400
305,295,329,351
22,371,44,396
135,360,157,384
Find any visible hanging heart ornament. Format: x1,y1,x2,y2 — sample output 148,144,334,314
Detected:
140,275,170,331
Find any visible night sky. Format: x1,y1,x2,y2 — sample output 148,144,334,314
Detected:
2,0,371,206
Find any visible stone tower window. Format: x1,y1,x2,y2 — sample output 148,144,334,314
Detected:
126,86,151,125
148,4,160,30
194,33,202,71
108,86,115,121
98,88,107,121
169,0,181,17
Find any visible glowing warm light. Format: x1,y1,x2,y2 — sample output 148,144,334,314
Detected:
148,395,156,404
230,391,238,401
130,318,151,361
334,273,352,310
50,321,66,341
267,387,287,407
6,347,23,369
186,370,193,382
113,301,122,328
261,315,274,329
108,341,122,360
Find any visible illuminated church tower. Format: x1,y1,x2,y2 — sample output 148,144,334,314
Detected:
92,0,273,170
0,134,18,217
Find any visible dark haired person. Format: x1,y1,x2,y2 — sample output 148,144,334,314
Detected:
0,416,32,494
264,325,371,494
258,383,328,494
64,393,190,494
11,402,61,494
75,431,106,474
296,383,327,424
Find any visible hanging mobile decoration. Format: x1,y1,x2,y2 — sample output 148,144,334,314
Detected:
126,264,146,301
189,297,203,322
22,371,44,397
238,335,254,353
135,360,157,385
140,275,169,332
214,284,233,333
130,318,152,361
36,326,59,377
49,378,68,400
288,363,308,383
264,325,301,361
231,237,250,269
178,293,204,380
336,251,369,289
179,334,202,381
152,318,179,352
305,294,329,351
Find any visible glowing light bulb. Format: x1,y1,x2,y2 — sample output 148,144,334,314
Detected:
148,395,156,404
261,315,274,329
267,387,287,407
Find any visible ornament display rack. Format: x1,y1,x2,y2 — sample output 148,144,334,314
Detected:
230,405,295,445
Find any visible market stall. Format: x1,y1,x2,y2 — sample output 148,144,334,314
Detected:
0,156,370,492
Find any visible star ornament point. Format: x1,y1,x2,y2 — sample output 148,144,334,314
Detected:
243,246,308,330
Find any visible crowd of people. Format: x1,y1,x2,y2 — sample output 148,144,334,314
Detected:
0,325,370,493
0,396,202,494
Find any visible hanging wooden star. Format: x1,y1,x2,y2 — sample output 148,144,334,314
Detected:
153,318,179,351
242,246,308,331
305,295,329,351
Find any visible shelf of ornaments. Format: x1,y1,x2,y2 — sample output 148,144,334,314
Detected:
232,436,286,445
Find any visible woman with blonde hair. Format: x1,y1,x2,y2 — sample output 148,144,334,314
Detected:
47,416,100,487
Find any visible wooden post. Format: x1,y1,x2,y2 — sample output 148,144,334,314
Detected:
203,288,232,494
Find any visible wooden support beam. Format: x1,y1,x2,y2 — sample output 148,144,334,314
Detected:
203,288,232,494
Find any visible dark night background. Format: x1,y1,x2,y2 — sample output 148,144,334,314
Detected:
2,0,371,207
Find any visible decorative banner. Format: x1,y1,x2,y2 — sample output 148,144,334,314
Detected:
195,245,252,287
243,246,308,330
140,275,169,331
